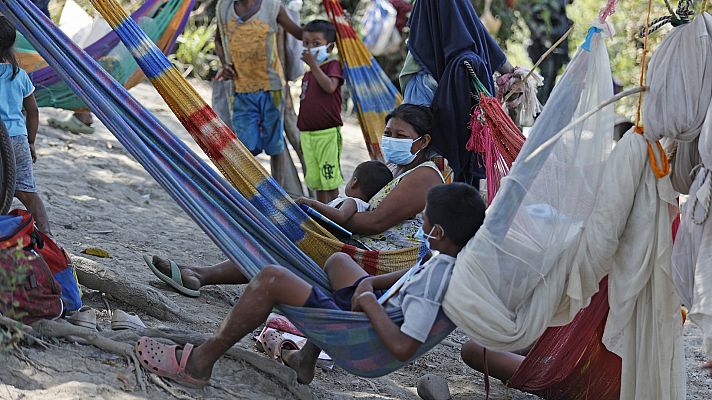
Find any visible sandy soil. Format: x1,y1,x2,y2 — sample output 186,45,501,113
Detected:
1,79,710,399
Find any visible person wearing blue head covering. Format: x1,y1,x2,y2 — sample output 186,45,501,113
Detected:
402,0,512,185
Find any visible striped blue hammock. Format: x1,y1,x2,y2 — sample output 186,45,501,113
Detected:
0,0,454,377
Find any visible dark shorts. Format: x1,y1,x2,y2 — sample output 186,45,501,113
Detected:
304,276,370,311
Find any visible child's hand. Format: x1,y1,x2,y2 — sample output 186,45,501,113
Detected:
352,291,377,312
295,197,316,207
301,50,317,68
215,64,236,81
29,143,37,163
351,278,375,310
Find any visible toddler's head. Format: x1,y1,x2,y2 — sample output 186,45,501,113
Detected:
302,20,336,64
345,161,393,202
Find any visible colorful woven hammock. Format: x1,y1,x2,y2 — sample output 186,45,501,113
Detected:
16,0,192,111
323,0,402,161
83,0,422,274
0,0,453,377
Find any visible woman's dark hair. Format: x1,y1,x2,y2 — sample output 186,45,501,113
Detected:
385,104,433,137
303,20,337,43
0,16,19,80
425,183,486,247
353,161,393,200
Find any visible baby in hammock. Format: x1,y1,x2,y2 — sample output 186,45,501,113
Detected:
296,160,393,225
133,183,486,388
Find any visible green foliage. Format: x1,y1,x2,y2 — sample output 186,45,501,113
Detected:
0,245,31,353
170,20,220,79
566,1,674,117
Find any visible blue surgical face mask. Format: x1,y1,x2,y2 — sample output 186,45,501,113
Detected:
381,136,422,165
309,45,330,65
415,225,437,250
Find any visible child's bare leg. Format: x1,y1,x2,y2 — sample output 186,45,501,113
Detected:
323,252,369,290
315,189,339,204
15,191,51,236
460,340,524,383
283,252,367,384
175,265,313,381
270,151,285,184
282,341,321,384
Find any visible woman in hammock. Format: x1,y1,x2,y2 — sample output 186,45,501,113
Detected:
145,104,452,297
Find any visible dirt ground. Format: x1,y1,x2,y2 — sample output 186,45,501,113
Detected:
1,79,710,399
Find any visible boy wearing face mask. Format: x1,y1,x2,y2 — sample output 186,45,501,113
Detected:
298,20,345,204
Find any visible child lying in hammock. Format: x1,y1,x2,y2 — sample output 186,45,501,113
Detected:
296,160,393,225
134,183,486,387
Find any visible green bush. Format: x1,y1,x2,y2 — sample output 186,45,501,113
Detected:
0,246,31,354
170,20,220,80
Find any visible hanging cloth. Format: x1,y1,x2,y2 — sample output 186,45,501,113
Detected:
407,0,507,184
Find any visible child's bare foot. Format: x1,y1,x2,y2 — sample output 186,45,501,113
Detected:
175,346,213,383
152,256,201,291
282,348,318,384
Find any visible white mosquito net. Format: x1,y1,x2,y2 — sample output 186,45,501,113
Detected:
443,21,689,398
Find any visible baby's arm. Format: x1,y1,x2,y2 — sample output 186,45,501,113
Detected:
297,197,358,225
355,292,421,362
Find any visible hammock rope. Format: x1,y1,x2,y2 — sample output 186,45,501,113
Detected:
0,0,453,377
465,64,525,204
322,0,402,161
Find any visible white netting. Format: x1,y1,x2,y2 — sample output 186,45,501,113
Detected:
443,24,687,398
444,27,614,349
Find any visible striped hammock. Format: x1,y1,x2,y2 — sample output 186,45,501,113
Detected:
16,0,193,111
0,0,453,377
323,0,402,161
81,0,423,274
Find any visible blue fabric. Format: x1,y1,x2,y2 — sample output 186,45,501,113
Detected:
403,70,438,106
53,266,82,311
29,0,50,17
232,91,285,156
305,276,375,311
407,0,507,184
10,135,35,192
0,216,23,239
0,65,35,137
0,0,456,378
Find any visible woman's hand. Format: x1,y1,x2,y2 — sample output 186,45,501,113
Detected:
215,64,236,81
351,278,375,311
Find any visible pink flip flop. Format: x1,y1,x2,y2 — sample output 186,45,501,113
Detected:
134,336,208,389
258,328,299,362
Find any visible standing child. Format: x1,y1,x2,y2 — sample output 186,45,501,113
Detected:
214,0,303,182
298,20,345,204
0,17,51,235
